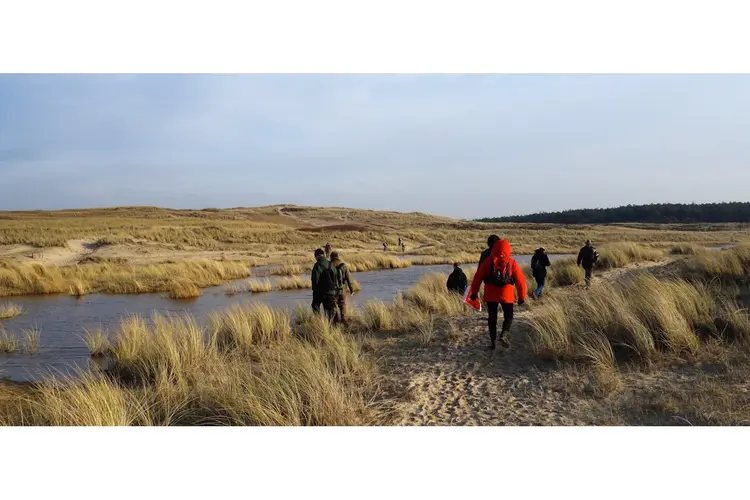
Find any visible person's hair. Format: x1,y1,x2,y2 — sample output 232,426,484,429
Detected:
453,262,459,268
487,234,500,247
585,239,591,245
330,251,340,260
314,248,324,257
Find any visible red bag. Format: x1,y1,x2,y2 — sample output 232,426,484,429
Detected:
463,287,482,312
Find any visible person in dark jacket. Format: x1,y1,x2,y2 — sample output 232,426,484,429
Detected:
311,248,337,320
330,252,354,324
576,239,599,288
446,263,468,295
477,234,500,270
530,247,551,298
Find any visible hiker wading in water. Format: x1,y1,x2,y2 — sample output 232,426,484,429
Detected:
310,248,337,321
330,252,355,324
468,239,527,350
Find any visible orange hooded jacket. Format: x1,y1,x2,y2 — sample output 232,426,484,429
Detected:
468,239,527,304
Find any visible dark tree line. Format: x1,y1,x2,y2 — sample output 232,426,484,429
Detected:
475,202,750,224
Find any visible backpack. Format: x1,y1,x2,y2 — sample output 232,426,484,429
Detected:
484,260,515,287
316,260,338,293
333,264,344,290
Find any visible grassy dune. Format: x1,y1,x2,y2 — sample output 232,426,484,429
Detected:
0,204,743,297
524,246,750,400
595,242,664,270
2,242,749,426
1,307,378,426
675,244,750,284
0,259,253,297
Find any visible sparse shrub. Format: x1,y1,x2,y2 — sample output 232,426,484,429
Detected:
276,276,311,290
0,329,19,353
0,302,23,319
22,328,40,355
166,279,201,299
83,327,109,356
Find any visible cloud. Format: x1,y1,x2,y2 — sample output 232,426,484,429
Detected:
1,74,749,217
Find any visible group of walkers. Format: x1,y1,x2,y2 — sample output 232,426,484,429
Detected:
311,245,356,324
448,235,600,350
384,237,407,252
311,235,599,351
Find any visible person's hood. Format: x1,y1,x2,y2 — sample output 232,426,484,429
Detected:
490,239,512,265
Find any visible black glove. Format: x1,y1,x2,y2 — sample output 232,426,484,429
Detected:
470,294,477,302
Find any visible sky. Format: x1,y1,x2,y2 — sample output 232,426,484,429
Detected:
1,74,749,219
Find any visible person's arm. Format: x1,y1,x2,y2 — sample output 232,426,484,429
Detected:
577,248,583,266
459,272,468,289
512,261,527,303
544,255,551,267
344,266,354,293
469,258,490,299
311,263,320,290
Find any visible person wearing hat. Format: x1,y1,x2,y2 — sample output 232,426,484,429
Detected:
330,251,355,324
530,247,551,298
576,239,599,288
311,248,337,320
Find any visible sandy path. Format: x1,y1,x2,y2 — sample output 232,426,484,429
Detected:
375,259,672,426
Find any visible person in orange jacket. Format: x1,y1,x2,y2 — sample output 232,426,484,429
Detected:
468,239,527,350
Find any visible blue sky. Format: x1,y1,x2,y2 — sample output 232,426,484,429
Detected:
1,74,749,219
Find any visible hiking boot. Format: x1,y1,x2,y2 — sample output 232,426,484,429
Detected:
498,336,511,349
485,344,496,351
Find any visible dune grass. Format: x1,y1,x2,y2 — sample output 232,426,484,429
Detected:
595,243,664,270
208,303,292,354
83,328,109,356
409,253,477,266
344,254,412,272
0,302,23,319
0,259,253,297
68,279,89,297
268,264,304,276
275,275,311,290
225,278,274,295
548,258,585,287
2,300,379,426
675,244,750,284
22,328,40,355
525,272,748,367
166,279,201,299
670,243,705,255
0,329,19,353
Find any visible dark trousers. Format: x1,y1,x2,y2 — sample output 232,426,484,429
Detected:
583,265,593,286
487,302,514,344
312,293,336,321
334,293,347,323
533,274,546,296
